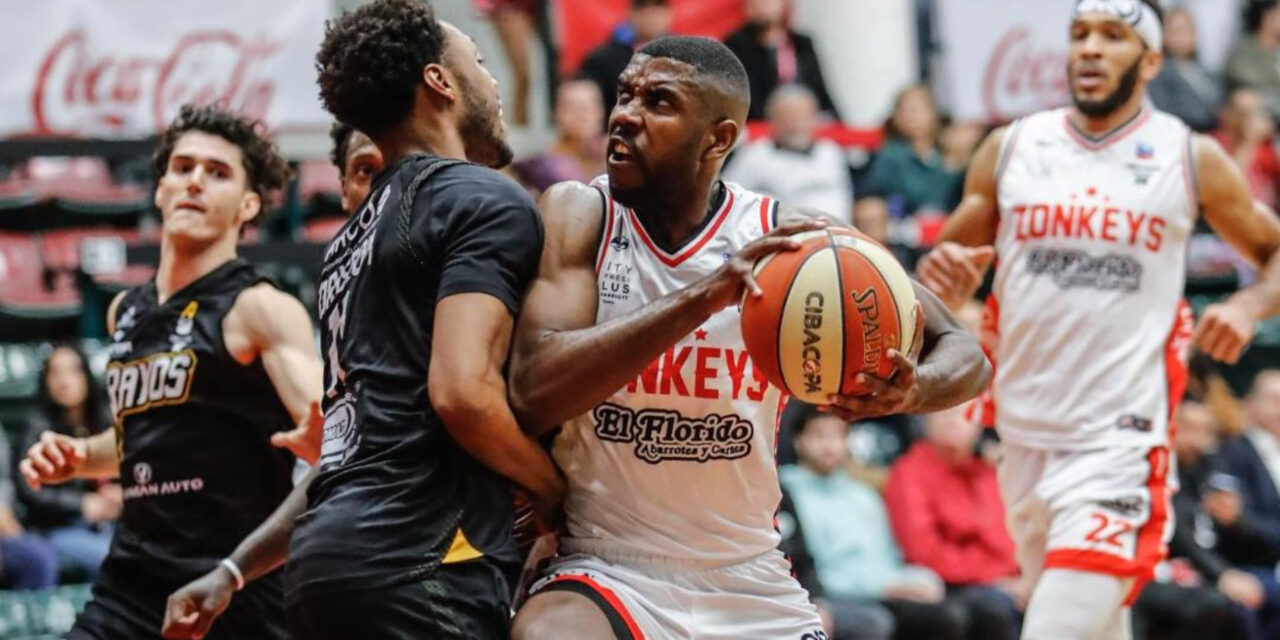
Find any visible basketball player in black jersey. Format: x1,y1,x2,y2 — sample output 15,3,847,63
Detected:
159,122,386,640
18,104,324,640
162,2,562,639
329,122,385,216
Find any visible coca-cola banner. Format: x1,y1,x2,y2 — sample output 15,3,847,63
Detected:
935,0,1071,123
5,0,329,139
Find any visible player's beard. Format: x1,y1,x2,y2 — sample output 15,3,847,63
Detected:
1071,54,1143,118
458,83,513,169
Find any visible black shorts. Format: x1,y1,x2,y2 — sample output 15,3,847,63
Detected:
66,574,286,640
285,558,515,640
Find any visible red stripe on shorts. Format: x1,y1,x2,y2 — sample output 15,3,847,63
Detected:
544,574,646,640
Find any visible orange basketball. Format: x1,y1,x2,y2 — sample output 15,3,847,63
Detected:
740,228,919,404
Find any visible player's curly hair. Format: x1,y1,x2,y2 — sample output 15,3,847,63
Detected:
151,103,291,199
316,0,447,139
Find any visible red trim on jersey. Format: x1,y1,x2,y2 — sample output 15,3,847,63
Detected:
759,196,773,234
594,187,616,275
1062,109,1151,152
994,120,1023,187
543,574,646,640
1180,133,1197,221
628,188,736,268
772,392,788,456
1165,299,1193,441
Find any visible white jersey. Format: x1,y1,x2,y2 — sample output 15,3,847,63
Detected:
553,177,786,565
993,107,1195,450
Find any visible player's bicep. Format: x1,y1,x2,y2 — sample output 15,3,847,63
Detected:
512,182,605,349
1197,135,1280,267
938,127,1005,246
428,293,513,411
243,288,323,424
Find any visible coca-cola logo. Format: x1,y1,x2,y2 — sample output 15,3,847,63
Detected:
31,29,283,137
982,26,1069,122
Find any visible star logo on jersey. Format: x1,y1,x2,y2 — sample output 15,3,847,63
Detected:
694,328,708,341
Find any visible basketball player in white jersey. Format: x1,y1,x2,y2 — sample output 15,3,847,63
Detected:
509,36,991,640
916,1,1280,638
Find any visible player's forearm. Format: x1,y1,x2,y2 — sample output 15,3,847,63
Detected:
76,430,121,480
511,285,713,434
228,468,315,583
912,329,991,414
1231,248,1280,322
438,381,562,500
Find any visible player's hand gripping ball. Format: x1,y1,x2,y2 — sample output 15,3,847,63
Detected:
740,228,921,405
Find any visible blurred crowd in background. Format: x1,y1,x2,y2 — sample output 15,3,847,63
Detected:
4,0,1280,638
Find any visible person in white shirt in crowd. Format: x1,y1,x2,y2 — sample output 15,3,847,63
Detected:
723,84,859,228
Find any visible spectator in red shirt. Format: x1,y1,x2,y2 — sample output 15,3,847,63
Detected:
885,404,1023,640
1213,87,1280,210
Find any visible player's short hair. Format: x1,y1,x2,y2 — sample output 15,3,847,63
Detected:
151,104,290,200
329,121,356,176
316,0,447,139
637,36,751,116
1246,0,1279,34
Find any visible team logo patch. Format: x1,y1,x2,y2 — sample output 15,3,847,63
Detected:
319,395,361,470
106,350,198,421
592,402,753,464
170,301,198,350
133,462,152,486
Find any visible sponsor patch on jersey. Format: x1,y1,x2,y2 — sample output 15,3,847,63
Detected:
599,260,634,304
123,460,205,500
1025,247,1143,291
319,394,361,469
1116,414,1154,432
106,350,197,421
1095,495,1145,518
592,402,753,464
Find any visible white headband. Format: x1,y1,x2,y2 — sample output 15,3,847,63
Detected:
1073,0,1163,51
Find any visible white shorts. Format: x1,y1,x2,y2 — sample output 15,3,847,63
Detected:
526,548,825,640
997,442,1174,605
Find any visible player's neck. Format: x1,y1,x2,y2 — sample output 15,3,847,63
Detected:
378,116,468,166
633,179,723,249
155,233,238,304
1258,29,1280,51
1068,99,1144,138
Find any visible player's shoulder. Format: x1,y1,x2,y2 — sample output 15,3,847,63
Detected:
227,282,311,343
538,180,607,262
421,161,535,206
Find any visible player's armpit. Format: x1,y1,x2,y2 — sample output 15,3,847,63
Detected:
229,284,324,463
431,292,564,509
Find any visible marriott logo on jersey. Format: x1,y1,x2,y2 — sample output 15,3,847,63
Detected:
593,402,753,463
106,350,197,421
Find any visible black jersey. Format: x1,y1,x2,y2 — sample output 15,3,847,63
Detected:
93,258,294,635
286,155,543,600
